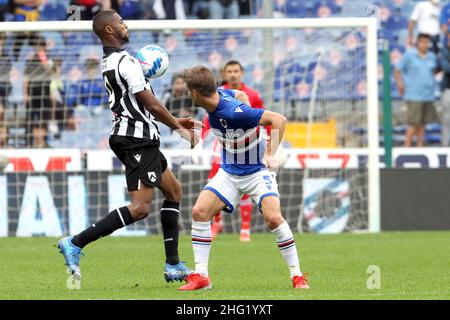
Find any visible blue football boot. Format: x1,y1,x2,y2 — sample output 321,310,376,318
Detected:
164,261,193,282
57,236,83,280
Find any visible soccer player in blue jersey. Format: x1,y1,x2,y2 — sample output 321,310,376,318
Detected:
179,65,309,290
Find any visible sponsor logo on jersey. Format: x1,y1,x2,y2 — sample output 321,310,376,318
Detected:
234,106,243,113
134,153,141,162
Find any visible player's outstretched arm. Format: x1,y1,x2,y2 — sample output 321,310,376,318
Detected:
259,111,287,169
135,90,199,147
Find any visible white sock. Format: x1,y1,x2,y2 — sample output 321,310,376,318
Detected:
271,221,302,278
191,220,212,277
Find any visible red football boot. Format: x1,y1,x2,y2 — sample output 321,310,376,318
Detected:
292,274,310,289
179,273,212,291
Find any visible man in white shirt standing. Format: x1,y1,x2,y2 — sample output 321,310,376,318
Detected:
408,0,442,53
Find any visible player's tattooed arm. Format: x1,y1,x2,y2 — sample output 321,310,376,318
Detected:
232,90,251,106
135,89,199,147
259,111,287,170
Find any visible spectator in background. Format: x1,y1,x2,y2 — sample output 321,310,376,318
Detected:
209,0,239,19
188,0,209,19
76,57,108,113
24,36,52,147
160,73,196,118
139,0,159,19
438,31,450,146
440,0,450,33
0,120,5,146
10,0,44,61
0,0,9,21
0,32,11,147
118,0,144,19
395,33,439,147
70,0,101,20
101,0,145,19
49,58,76,137
408,0,441,54
152,0,186,19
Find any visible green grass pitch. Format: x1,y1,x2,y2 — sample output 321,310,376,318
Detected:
0,231,449,300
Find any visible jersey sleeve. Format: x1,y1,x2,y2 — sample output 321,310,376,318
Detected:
220,88,236,98
233,103,265,128
118,55,148,94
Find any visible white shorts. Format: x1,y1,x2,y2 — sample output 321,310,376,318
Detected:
204,168,280,213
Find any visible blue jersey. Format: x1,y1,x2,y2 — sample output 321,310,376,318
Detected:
208,89,265,176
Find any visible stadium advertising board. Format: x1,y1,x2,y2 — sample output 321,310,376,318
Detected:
86,147,450,170
0,169,367,237
0,149,82,172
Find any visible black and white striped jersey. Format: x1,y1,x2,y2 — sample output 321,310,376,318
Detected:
101,46,160,141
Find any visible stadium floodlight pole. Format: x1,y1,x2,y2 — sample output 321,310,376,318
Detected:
0,17,380,233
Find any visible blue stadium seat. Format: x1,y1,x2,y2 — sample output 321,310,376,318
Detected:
350,126,366,135
426,123,442,133
426,133,441,144
386,14,408,31
393,134,406,145
273,59,306,101
393,124,408,134
313,0,340,16
285,0,308,18
119,0,141,19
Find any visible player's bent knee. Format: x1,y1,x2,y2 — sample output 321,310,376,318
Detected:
192,205,210,222
129,202,151,220
264,213,284,230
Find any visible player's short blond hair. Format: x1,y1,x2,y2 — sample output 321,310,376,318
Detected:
183,65,217,97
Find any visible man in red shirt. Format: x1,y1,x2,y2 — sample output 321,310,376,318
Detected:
203,60,269,242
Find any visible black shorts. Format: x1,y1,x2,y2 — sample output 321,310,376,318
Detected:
109,135,168,191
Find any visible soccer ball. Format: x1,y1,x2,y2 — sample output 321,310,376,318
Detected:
136,45,169,79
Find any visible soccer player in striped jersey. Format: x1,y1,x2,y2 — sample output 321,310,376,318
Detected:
57,10,198,283
179,66,309,290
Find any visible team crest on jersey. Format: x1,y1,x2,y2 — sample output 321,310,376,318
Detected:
219,118,228,128
148,171,157,183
